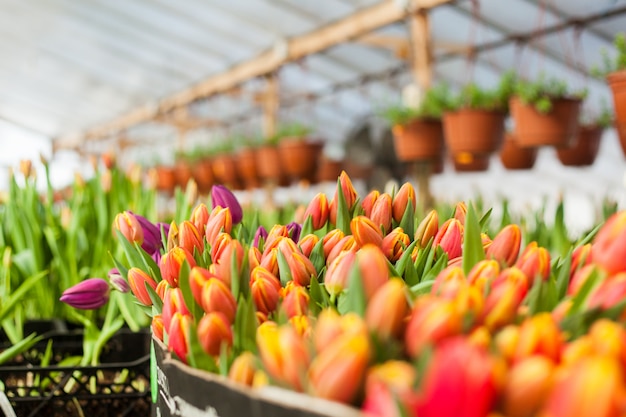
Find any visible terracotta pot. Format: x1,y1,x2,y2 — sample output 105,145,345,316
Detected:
556,125,603,167
211,154,240,188
174,161,193,189
607,70,626,156
255,145,285,184
392,119,444,162
192,158,214,194
452,152,490,172
236,147,260,189
443,109,506,155
316,157,344,183
509,96,581,148
278,138,324,181
155,165,176,193
499,133,538,170
344,161,373,180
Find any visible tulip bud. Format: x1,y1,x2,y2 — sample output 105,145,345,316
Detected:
329,171,358,225
431,265,466,299
415,210,439,248
351,215,384,248
361,190,380,218
356,244,390,300
588,319,626,363
166,221,179,251
259,247,279,277
567,264,603,296
453,202,467,225
60,278,110,310
161,287,191,332
278,239,316,287
197,311,233,356
113,211,144,245
486,224,521,267
190,203,210,237
467,259,500,293
127,268,158,306
324,249,357,296
160,246,196,287
433,218,463,260
205,206,233,247
366,279,408,340
369,193,393,235
569,243,592,278
314,310,368,354
156,279,169,300
362,361,417,417
322,229,345,259
289,315,312,338
326,235,357,266
382,227,410,262
107,268,130,293
179,220,204,255
405,296,462,358
281,282,310,318
592,211,626,275
515,242,550,283
298,234,319,258
249,246,262,271
229,351,257,386
201,278,237,323
587,272,626,314
308,331,371,403
168,312,192,363
304,193,330,230
286,222,302,243
502,355,555,417
253,225,269,250
211,184,243,224
513,313,563,363
481,267,529,331
415,337,497,417
250,266,282,315
19,159,33,178
152,314,164,342
392,182,416,224
211,232,244,267
262,225,290,257
189,266,218,305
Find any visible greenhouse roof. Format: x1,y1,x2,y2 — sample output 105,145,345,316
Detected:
1,0,625,229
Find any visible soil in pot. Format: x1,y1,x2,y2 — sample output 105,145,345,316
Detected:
392,119,444,162
499,133,538,170
556,125,603,167
443,109,506,155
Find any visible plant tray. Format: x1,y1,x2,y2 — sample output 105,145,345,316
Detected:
0,329,151,417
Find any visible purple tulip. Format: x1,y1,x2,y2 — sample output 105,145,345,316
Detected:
253,225,269,249
107,268,130,293
211,185,243,224
60,278,110,310
131,212,164,255
286,222,302,243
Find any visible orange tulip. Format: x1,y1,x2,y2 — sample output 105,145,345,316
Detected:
314,310,367,354
161,287,191,331
178,220,204,255
197,311,233,356
303,193,330,230
326,235,357,266
415,209,439,249
168,312,192,363
366,279,408,340
502,355,555,417
248,246,262,271
205,206,232,247
486,224,521,267
329,171,358,225
467,259,501,293
127,267,158,306
433,218,463,260
515,242,550,283
113,211,144,245
431,265,466,299
201,278,237,323
592,211,626,275
250,266,282,315
298,234,319,258
356,244,390,300
382,227,410,262
278,239,316,287
228,351,257,386
324,249,356,296
370,193,393,235
160,246,196,287
322,229,345,258
152,314,164,342
587,272,626,314
362,361,417,417
452,202,467,226
567,264,603,296
262,225,290,257
211,233,244,270
280,282,310,318
351,215,384,248
190,203,210,237
155,279,169,300
513,313,563,363
569,243,592,278
481,267,529,330
405,295,462,358
392,182,416,224
361,189,380,218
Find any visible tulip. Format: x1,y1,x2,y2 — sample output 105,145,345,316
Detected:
257,322,310,391
382,227,410,262
362,361,417,417
278,239,316,287
281,282,310,318
113,211,144,245
314,310,368,353
156,279,169,300
567,264,603,296
431,266,466,299
561,336,594,367
356,244,390,299
211,184,243,224
160,246,196,287
326,235,357,266
298,234,319,258
248,246,262,271
253,225,269,250
502,355,555,417
166,220,179,251
351,215,384,248
127,268,158,306
262,225,290,257
168,312,192,363
329,171,358,225
569,243,592,278
588,319,626,363
551,299,572,324
260,247,279,277
178,220,204,255
189,266,219,305
515,242,550,283
467,259,500,293
228,351,257,386
133,212,165,256
308,331,371,403
324,249,356,296
322,229,345,259
433,218,463,260
453,202,467,225
190,203,210,237
107,268,129,293
60,278,110,310
415,210,439,249
541,355,625,417
197,311,233,356
211,232,244,268
415,337,497,417
152,314,164,342
366,279,408,340
250,266,282,315
289,315,312,338
201,278,237,322
481,233,492,252
370,193,393,235
205,206,233,247
405,296,462,358
494,325,520,363
161,287,191,332
361,190,380,218
486,224,521,267
392,182,416,224
286,221,302,243
513,313,563,363
587,272,626,313
304,193,330,230
481,267,529,330
592,211,626,275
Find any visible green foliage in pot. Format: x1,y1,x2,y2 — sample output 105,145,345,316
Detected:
453,71,517,112
580,101,613,128
381,84,455,125
266,123,313,145
514,74,588,114
592,32,626,77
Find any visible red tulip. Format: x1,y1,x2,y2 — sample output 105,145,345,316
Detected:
178,220,204,255
515,242,550,283
250,266,282,315
392,182,416,224
486,224,521,267
161,287,191,331
205,206,232,247
127,268,158,306
201,278,237,323
433,219,463,260
168,312,192,363
304,193,330,230
160,246,196,287
592,211,626,275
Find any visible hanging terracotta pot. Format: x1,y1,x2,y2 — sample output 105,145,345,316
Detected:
154,165,176,193
452,152,490,172
174,160,193,189
278,138,324,182
556,125,603,167
607,70,626,156
255,145,285,184
192,158,214,194
211,154,240,189
443,109,506,155
392,118,444,162
236,147,260,189
509,96,582,148
316,157,344,183
499,133,538,170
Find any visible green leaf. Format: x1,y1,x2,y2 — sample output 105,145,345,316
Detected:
335,177,351,234
0,270,48,323
145,281,164,313
178,261,201,325
234,295,257,354
398,199,415,236
478,207,493,230
567,267,601,316
343,263,367,317
409,280,435,296
308,274,330,314
301,214,314,237
576,223,601,246
462,203,485,276
276,249,293,286
395,240,417,277
421,252,448,283
309,239,326,274
0,332,42,365
555,251,572,301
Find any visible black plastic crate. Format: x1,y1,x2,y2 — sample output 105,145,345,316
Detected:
0,328,151,417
